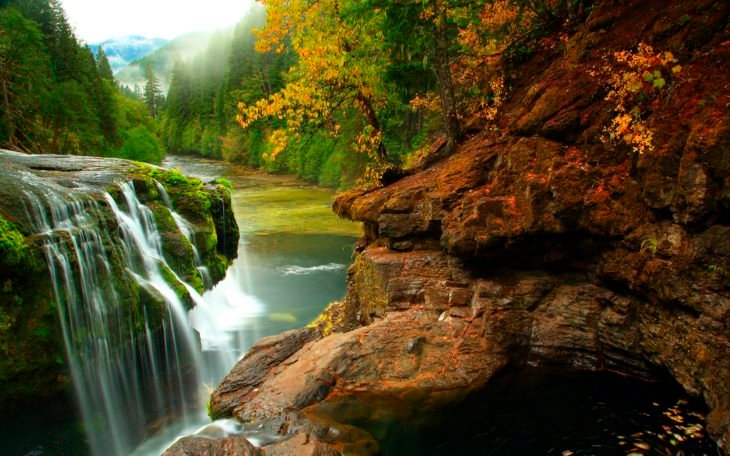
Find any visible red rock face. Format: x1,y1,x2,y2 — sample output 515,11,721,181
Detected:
200,0,730,454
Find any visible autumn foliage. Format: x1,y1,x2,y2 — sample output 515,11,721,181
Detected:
235,0,600,182
596,42,681,155
237,0,389,172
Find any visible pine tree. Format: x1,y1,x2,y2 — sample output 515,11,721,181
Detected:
0,8,52,152
95,46,114,83
143,63,162,118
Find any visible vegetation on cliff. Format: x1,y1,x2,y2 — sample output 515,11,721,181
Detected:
156,1,594,187
0,213,62,401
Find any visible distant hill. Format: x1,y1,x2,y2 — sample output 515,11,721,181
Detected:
115,30,232,94
89,35,168,73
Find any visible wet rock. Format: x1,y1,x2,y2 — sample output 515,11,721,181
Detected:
210,310,503,425
211,328,321,419
163,436,261,456
262,433,339,456
0,149,240,403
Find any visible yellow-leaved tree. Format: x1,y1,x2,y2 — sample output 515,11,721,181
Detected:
237,0,392,178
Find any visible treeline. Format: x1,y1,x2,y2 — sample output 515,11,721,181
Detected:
161,1,590,187
0,0,164,163
2,0,592,187
159,4,428,188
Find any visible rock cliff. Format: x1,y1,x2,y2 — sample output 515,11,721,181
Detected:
206,0,728,453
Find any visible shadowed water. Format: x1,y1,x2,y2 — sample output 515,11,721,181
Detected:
360,369,719,455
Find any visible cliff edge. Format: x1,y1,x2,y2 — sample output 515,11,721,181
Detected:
201,0,728,454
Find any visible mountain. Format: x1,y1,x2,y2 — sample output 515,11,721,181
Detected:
89,35,168,73
115,30,231,94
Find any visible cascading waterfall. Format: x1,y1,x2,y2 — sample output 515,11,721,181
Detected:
155,181,212,287
21,176,247,456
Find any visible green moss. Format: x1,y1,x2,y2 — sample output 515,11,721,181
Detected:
214,177,232,190
195,190,211,211
149,202,178,233
129,163,240,288
159,263,193,309
160,168,190,186
0,215,29,266
308,301,347,337
0,232,64,401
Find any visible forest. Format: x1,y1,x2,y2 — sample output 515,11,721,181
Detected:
0,0,164,164
0,0,595,189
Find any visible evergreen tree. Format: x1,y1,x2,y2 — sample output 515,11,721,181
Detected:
1,0,165,162
95,46,114,82
0,7,52,152
143,63,162,118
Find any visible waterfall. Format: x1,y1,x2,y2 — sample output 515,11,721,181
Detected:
155,181,212,287
22,177,238,456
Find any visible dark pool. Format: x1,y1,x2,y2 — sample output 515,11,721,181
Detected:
364,368,719,455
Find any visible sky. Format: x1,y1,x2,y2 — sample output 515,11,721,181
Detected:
60,0,254,43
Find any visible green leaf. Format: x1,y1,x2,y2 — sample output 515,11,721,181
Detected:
653,78,666,89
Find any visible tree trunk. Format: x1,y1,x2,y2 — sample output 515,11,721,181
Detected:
1,70,15,146
356,92,389,163
433,3,461,153
339,24,389,164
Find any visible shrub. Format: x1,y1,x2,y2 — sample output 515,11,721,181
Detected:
594,43,682,155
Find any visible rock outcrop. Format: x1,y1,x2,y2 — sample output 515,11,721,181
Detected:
205,0,729,453
0,150,239,402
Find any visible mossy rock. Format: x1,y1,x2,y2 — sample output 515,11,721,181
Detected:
308,301,349,336
159,262,194,310
148,202,205,293
0,216,67,402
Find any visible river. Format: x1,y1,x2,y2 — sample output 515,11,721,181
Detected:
0,156,718,455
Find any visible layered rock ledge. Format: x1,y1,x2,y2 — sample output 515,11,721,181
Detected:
195,0,728,453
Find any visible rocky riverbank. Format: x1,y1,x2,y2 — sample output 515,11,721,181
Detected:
170,0,729,453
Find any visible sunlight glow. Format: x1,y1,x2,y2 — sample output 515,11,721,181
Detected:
60,0,254,43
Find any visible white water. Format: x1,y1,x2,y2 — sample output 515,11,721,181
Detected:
277,262,346,276
22,177,262,455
